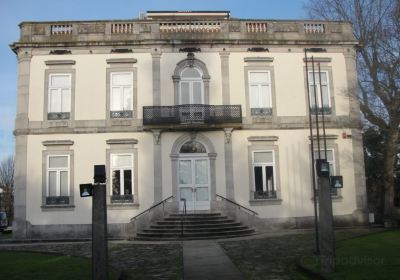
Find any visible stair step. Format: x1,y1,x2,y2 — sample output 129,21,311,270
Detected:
150,222,242,229
144,226,248,233
136,228,255,238
157,219,234,225
164,216,229,221
169,213,222,217
134,232,255,241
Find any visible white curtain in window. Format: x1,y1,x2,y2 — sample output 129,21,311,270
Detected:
48,74,71,113
249,72,271,109
111,72,133,111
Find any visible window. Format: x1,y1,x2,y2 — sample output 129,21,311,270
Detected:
249,71,272,116
48,74,71,120
314,149,338,196
308,71,331,114
110,72,133,118
252,151,277,199
179,67,204,104
110,154,133,203
46,155,70,205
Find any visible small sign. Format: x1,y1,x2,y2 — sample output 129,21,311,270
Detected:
80,184,93,197
330,176,343,189
94,165,106,183
316,159,330,178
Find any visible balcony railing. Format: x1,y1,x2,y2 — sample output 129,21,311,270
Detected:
143,104,242,126
111,194,133,203
46,196,70,205
253,190,277,200
310,106,332,115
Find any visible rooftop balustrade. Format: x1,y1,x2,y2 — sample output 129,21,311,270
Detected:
13,18,355,48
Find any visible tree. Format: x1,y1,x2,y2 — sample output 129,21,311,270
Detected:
305,0,400,219
0,155,14,225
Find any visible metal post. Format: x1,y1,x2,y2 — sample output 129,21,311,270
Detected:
92,183,108,280
317,63,328,158
316,62,335,273
304,49,320,255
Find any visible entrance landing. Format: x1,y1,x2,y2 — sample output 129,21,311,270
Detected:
183,240,245,280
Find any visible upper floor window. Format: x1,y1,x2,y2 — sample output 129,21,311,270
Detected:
110,72,133,118
249,71,272,116
46,155,70,205
252,151,277,199
48,74,71,120
179,67,204,104
111,153,134,203
308,71,331,114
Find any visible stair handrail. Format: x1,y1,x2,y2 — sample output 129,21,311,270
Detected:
180,198,186,237
130,195,174,221
216,194,259,216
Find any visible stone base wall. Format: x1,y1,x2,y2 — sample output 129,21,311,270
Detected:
15,201,366,240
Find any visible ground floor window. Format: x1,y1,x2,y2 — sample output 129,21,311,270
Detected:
111,153,133,203
46,155,70,205
252,151,277,199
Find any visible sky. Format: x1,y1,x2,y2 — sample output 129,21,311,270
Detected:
0,0,307,160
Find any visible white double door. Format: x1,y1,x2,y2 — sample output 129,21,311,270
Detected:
178,157,210,211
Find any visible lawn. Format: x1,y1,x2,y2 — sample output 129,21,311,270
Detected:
301,230,400,279
0,251,120,280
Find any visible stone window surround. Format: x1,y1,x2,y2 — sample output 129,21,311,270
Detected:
106,59,138,125
41,140,75,211
172,55,211,105
106,138,139,209
244,58,277,124
247,136,282,206
303,58,336,117
308,135,342,200
170,133,217,204
43,62,76,127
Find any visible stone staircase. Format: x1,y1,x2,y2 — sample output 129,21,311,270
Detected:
134,212,255,241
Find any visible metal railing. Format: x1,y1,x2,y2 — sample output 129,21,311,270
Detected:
180,198,187,237
216,194,258,216
143,104,242,125
130,195,174,221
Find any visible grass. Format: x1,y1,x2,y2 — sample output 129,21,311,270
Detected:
0,251,120,280
301,230,400,279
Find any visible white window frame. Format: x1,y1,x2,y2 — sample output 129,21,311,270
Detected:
248,70,272,110
110,72,134,111
48,73,71,113
110,153,134,196
179,67,205,104
46,155,70,197
251,150,276,193
308,70,331,109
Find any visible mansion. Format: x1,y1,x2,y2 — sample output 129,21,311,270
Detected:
11,11,367,239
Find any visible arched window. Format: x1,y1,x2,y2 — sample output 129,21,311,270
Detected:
173,53,210,105
179,140,207,153
179,67,204,104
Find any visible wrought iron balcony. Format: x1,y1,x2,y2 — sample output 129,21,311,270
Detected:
46,196,70,205
143,104,242,127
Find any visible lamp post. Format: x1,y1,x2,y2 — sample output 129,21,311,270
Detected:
304,47,335,272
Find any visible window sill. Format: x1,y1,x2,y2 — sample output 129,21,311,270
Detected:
249,198,282,206
251,115,273,123
107,203,139,210
110,119,133,126
41,205,75,211
310,195,343,202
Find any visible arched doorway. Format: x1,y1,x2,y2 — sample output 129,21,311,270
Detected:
177,140,210,211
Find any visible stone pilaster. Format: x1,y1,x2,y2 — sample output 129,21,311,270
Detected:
13,49,32,239
224,128,235,199
152,130,163,202
219,52,231,105
151,51,162,106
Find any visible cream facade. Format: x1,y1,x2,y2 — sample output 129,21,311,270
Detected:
11,12,367,238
